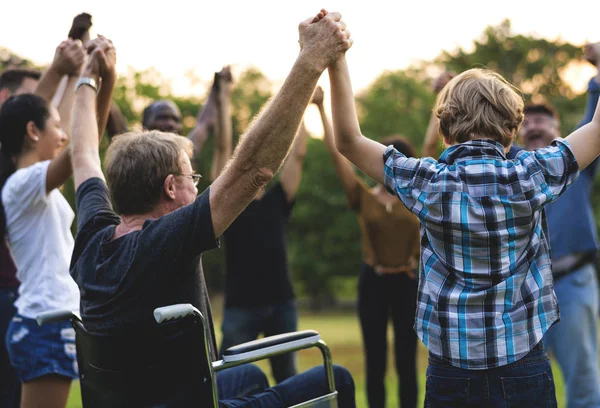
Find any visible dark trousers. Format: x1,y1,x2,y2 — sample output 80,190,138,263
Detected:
358,263,418,408
217,363,356,408
0,287,20,408
425,341,557,407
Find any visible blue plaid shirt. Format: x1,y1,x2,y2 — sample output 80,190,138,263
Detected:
383,139,579,369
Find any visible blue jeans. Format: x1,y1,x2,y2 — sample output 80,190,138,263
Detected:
425,341,557,407
0,287,20,408
544,263,600,408
217,364,355,408
221,300,297,383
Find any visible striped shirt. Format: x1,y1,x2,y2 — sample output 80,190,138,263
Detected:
383,139,579,369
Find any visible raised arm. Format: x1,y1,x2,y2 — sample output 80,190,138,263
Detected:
106,102,129,139
209,67,234,182
279,120,309,202
564,92,600,169
35,39,85,104
328,55,386,184
209,10,352,237
312,86,359,207
565,42,600,169
71,38,117,190
44,41,86,193
88,36,117,138
188,73,222,156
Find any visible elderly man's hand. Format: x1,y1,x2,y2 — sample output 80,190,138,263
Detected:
584,41,600,68
51,39,86,77
298,9,352,73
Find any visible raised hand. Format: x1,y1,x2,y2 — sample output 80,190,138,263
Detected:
216,65,234,97
68,12,92,42
50,39,86,77
311,85,324,106
85,36,117,81
298,9,353,72
433,71,455,94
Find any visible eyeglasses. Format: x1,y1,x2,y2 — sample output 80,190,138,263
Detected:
179,173,202,187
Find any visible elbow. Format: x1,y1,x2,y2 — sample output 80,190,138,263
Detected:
248,167,274,191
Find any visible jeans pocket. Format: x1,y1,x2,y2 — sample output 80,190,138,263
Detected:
425,374,470,407
501,372,556,408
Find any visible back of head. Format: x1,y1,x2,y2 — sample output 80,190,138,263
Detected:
381,135,417,158
105,131,193,215
0,69,42,104
0,93,50,234
435,69,524,148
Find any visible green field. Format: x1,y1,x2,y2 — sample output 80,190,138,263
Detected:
65,310,568,408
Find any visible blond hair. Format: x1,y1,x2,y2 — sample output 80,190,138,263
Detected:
105,131,194,215
435,69,524,147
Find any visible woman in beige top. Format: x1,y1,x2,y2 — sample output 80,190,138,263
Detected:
313,87,420,408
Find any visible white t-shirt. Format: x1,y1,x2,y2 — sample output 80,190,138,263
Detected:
2,160,79,318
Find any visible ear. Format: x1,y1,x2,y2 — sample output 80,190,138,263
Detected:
163,174,177,200
443,135,453,147
25,121,40,143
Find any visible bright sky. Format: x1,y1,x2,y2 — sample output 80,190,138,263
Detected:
2,0,597,132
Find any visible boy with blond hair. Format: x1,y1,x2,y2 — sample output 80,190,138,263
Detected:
325,12,600,404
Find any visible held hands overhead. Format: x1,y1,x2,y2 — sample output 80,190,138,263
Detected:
298,9,353,73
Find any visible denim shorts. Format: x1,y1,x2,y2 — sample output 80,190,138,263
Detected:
5,314,78,382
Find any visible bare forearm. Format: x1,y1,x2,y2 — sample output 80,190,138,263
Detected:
189,89,219,155
96,75,116,139
72,86,102,189
328,56,363,153
232,57,320,175
57,76,78,135
106,102,129,138
35,67,63,102
210,88,233,180
318,103,358,200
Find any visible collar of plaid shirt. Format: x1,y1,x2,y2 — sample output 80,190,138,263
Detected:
383,138,579,370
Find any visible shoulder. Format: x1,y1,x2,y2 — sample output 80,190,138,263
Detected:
2,161,50,205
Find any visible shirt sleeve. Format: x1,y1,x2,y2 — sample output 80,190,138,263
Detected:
382,145,428,211
139,187,220,260
2,161,49,211
75,177,121,232
524,138,580,203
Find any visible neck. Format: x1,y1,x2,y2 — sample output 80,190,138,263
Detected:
115,205,168,237
15,150,41,170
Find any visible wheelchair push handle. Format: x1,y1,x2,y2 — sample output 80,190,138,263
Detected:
153,303,201,324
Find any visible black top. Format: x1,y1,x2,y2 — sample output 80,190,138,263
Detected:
223,183,295,308
70,178,220,359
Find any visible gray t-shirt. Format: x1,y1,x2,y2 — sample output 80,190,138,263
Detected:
70,178,219,359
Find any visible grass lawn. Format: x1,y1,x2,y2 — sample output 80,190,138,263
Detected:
66,310,567,408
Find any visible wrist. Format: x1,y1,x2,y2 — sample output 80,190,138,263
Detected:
296,52,326,76
81,70,100,84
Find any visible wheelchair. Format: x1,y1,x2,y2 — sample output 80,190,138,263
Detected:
37,304,338,408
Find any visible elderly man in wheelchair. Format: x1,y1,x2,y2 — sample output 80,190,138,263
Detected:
43,9,356,408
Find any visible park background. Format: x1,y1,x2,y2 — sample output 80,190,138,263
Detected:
2,1,598,406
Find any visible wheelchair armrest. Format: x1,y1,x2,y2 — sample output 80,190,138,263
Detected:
153,304,201,324
36,310,80,326
222,330,320,363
